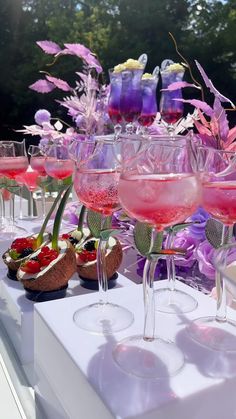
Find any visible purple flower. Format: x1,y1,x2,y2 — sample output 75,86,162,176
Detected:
186,207,210,240
63,202,80,225
174,231,200,268
75,115,84,127
35,109,51,125
196,240,216,280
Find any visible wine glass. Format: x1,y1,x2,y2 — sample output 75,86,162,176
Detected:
159,59,185,133
0,140,28,238
73,136,134,335
188,147,236,351
15,166,41,220
28,145,47,218
113,140,201,378
44,144,75,187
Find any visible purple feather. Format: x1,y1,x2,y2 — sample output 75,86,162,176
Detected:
46,75,72,92
195,61,235,107
29,79,56,93
174,98,214,116
36,41,61,55
162,81,200,91
213,98,229,142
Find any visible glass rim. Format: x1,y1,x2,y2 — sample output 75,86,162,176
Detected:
197,146,236,155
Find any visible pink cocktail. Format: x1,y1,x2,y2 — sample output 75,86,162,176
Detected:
30,156,47,177
0,156,28,179
203,181,236,225
45,158,74,180
118,173,201,231
16,167,40,192
74,169,120,216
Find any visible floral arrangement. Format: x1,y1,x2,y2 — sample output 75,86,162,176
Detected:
20,41,110,150
21,37,236,294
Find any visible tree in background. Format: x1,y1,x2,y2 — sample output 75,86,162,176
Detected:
0,0,235,140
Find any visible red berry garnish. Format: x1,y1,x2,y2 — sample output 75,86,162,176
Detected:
21,260,41,274
62,233,70,240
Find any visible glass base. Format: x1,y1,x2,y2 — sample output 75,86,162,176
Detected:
20,215,39,221
113,335,184,379
73,302,134,335
0,224,27,240
188,316,236,351
154,288,198,314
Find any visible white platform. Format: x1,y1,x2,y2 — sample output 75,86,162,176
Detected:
34,280,236,419
0,239,135,386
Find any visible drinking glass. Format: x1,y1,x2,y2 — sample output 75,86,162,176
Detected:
159,59,184,132
188,148,236,351
0,140,28,238
212,242,236,351
113,140,201,378
108,69,123,137
15,166,41,220
73,136,134,334
28,145,47,218
44,144,75,187
138,74,158,133
120,67,144,134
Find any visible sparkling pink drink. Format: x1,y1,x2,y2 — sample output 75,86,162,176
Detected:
203,181,236,225
30,156,47,176
0,156,28,179
45,158,74,180
74,169,120,216
16,167,40,192
118,173,201,230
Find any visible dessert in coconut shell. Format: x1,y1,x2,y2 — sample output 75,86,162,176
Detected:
76,236,123,281
2,190,62,280
17,185,76,301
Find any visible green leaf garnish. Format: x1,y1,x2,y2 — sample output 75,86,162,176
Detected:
9,249,21,260
51,185,73,251
100,228,121,241
77,205,86,232
87,210,102,238
36,189,65,248
151,231,164,253
166,221,199,235
205,218,228,249
134,222,153,256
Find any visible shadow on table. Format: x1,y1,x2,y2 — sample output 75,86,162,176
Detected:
87,320,178,419
175,310,236,379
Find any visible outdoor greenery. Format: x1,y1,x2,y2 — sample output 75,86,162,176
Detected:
0,0,235,141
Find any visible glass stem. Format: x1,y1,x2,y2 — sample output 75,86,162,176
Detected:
19,187,23,219
29,191,34,218
143,228,157,341
41,187,46,217
215,224,234,323
166,230,176,292
0,190,3,226
9,192,15,226
97,215,109,305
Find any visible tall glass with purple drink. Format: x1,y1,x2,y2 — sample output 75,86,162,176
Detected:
119,59,144,133
138,73,158,131
108,69,123,136
160,60,185,131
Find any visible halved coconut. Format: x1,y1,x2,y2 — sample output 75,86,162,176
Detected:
76,236,123,281
2,233,51,278
17,240,76,292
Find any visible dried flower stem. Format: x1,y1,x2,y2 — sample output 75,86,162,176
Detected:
168,32,204,102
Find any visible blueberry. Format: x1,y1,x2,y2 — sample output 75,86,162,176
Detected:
84,240,96,251
69,237,79,246
21,248,34,258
